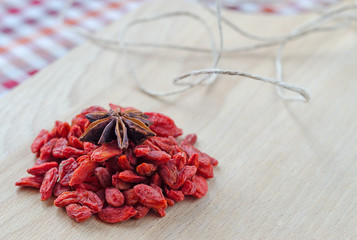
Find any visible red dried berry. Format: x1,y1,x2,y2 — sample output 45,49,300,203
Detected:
76,188,103,213
15,176,44,188
192,175,208,198
91,142,122,162
165,189,185,202
69,125,83,138
94,167,112,188
58,158,78,186
119,170,146,183
83,142,98,154
151,172,162,187
53,183,71,197
105,187,124,207
133,204,150,220
134,184,167,209
69,136,84,150
136,163,157,176
133,145,151,157
143,150,171,165
181,180,197,195
158,161,178,187
54,191,79,207
40,167,59,201
171,165,197,190
117,155,134,171
27,162,59,176
52,138,69,158
123,188,139,205
31,129,51,153
99,205,137,223
112,173,132,190
66,204,92,223
69,159,97,186
57,122,71,138
173,152,187,170
145,112,183,137
39,138,58,161
181,133,197,146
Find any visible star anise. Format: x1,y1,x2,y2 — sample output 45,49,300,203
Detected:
79,107,155,149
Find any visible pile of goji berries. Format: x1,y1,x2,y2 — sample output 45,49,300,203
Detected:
15,104,218,223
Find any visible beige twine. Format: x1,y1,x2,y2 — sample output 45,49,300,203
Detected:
60,0,357,102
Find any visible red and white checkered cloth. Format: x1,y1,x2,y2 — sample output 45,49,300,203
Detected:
0,0,337,96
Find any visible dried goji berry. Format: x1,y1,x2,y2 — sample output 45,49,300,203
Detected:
31,129,51,153
153,206,166,217
98,205,137,223
15,175,44,188
54,191,79,207
119,170,146,183
59,158,78,186
62,146,86,159
187,153,199,169
76,188,103,213
134,184,167,209
69,159,97,186
181,133,197,146
171,165,197,190
69,136,84,150
105,187,124,207
143,150,171,165
94,167,112,188
191,175,208,198
68,125,83,139
197,157,214,179
66,204,92,223
123,148,137,166
53,183,71,197
39,138,58,161
165,197,175,206
145,112,183,137
27,162,59,176
57,121,71,138
117,155,133,171
165,189,184,202
40,167,59,201
181,180,197,195
173,152,187,170
112,173,132,190
133,204,150,220
83,142,98,154
136,163,157,176
150,172,162,187
52,138,69,158
91,142,122,162
133,145,151,157
96,189,106,206
123,189,139,205
158,161,178,187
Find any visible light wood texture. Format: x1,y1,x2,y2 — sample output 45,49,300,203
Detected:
1,1,357,239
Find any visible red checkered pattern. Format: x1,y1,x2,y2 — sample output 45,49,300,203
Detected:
0,0,147,96
218,0,338,14
0,0,337,96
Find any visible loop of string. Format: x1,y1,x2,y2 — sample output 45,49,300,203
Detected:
59,0,357,102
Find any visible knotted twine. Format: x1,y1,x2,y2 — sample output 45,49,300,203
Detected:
60,0,357,102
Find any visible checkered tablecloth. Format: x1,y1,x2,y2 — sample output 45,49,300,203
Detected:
0,0,337,96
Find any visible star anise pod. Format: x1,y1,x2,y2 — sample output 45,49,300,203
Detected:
79,107,156,149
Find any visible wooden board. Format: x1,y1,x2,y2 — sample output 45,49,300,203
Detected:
1,0,357,239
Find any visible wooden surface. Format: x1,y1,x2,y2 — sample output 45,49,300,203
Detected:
1,1,357,239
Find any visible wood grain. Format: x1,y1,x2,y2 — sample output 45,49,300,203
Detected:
1,0,357,239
